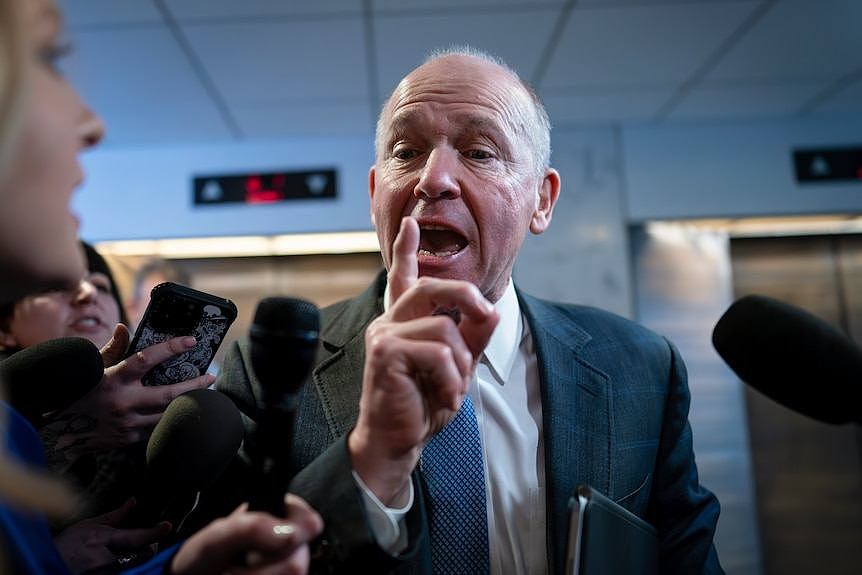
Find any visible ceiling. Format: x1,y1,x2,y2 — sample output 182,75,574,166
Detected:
57,0,862,147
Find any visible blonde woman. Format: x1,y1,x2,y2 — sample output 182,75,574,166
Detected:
0,1,322,573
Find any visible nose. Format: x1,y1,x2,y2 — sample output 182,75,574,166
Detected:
414,147,461,200
78,104,105,149
73,280,97,305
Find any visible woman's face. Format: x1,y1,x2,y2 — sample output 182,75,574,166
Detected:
0,0,104,301
1,272,120,349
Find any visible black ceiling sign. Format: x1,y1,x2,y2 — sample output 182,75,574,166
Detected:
793,147,862,184
193,168,337,206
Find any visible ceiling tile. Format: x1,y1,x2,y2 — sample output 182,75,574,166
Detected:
234,102,373,138
373,0,563,12
668,83,827,120
58,0,162,28
579,0,742,5
165,0,360,21
704,0,862,83
374,11,560,101
63,27,232,145
182,18,368,106
811,77,862,116
542,88,674,124
542,2,759,90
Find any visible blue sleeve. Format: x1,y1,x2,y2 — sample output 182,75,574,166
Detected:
121,543,181,575
0,402,71,575
650,340,724,574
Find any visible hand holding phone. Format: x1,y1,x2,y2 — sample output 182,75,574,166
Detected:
40,327,215,461
127,282,237,386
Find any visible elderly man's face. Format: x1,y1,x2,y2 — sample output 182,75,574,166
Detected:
370,55,559,303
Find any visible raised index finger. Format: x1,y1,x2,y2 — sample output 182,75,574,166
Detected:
387,217,419,305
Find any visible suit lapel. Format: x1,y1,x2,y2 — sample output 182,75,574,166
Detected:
519,292,611,575
312,272,385,438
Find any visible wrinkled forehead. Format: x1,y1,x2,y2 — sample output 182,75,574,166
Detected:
380,56,535,143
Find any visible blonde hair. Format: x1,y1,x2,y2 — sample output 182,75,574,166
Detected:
0,0,26,179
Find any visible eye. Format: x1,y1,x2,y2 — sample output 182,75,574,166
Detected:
465,149,494,161
39,41,72,75
393,148,418,161
87,275,113,294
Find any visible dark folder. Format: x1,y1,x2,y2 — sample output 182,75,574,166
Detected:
565,485,658,575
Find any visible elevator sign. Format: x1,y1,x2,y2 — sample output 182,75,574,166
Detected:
193,168,337,206
793,147,862,184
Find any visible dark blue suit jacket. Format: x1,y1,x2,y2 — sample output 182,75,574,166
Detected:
217,272,723,574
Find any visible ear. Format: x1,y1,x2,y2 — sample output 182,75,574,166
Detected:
529,168,560,235
368,165,377,227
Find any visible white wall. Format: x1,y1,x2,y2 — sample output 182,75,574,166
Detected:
75,135,375,241
514,127,633,318
623,115,862,221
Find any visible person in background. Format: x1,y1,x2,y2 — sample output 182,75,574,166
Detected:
216,47,723,574
0,239,177,557
0,241,126,356
0,240,145,528
0,0,321,573
127,257,191,332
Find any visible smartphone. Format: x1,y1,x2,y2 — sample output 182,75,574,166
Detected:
127,282,237,386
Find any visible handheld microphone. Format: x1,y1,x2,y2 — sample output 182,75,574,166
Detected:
712,294,862,425
246,297,320,516
129,389,243,529
0,337,103,426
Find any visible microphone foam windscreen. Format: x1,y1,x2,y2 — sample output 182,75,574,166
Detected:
250,297,320,398
713,294,862,424
146,389,243,493
0,336,103,424
252,297,320,339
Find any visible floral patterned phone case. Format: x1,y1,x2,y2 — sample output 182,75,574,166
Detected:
127,282,237,386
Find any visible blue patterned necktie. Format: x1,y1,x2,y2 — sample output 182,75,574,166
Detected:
420,394,490,574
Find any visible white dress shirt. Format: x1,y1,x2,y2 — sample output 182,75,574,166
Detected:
354,279,548,574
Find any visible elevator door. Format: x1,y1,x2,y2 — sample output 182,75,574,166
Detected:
731,234,862,575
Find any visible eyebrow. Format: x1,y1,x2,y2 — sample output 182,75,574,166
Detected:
385,109,427,142
39,1,63,40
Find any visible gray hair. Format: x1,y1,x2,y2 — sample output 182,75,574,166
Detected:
375,45,552,174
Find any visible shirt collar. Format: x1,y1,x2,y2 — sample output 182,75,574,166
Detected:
482,278,523,386
383,277,523,385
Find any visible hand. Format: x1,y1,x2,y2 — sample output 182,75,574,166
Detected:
54,498,170,575
171,494,323,575
348,217,499,504
40,324,215,465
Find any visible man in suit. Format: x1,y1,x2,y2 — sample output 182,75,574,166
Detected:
216,47,723,574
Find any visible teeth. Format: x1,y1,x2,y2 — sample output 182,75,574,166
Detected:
418,248,459,257
75,318,98,327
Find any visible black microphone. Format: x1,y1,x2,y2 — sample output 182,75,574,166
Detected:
0,337,103,426
129,388,243,529
712,294,862,425
246,297,319,516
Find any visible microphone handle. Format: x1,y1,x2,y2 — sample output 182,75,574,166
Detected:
247,397,299,517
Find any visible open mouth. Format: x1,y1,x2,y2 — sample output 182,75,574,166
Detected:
70,316,101,330
418,225,468,258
